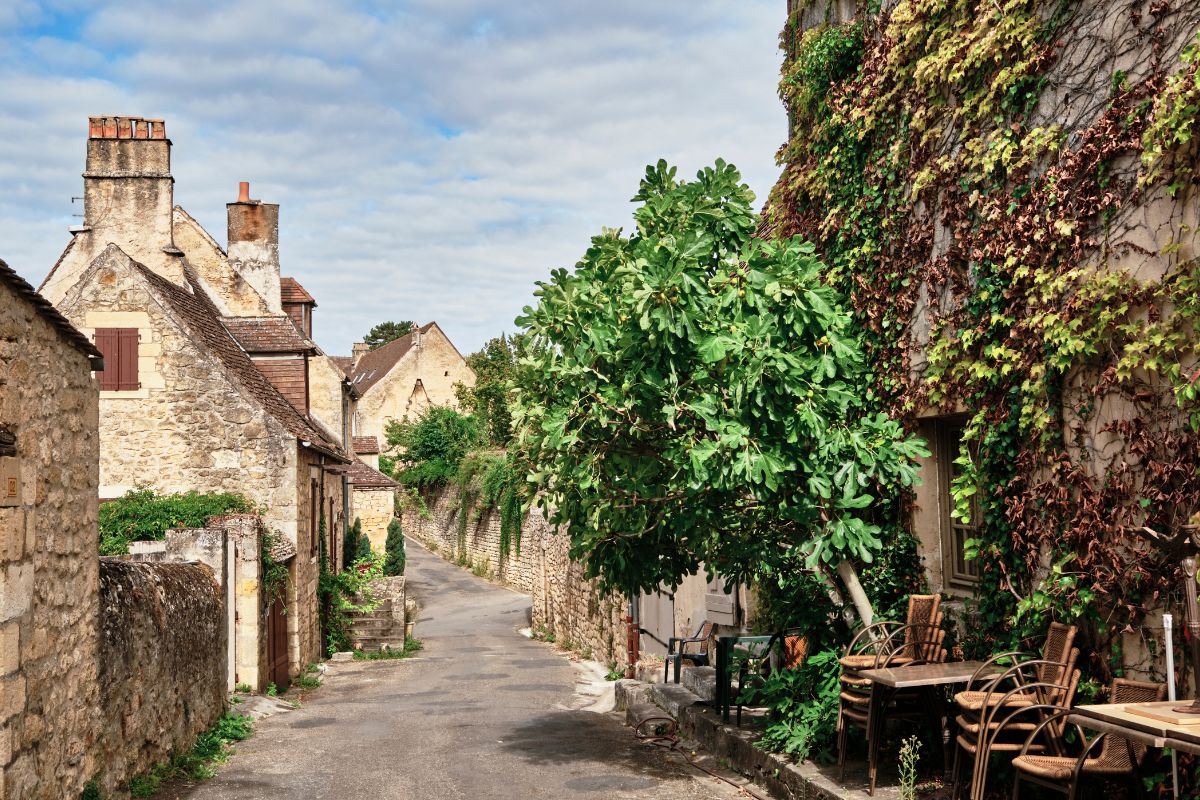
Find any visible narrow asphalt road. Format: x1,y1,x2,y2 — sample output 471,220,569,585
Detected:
175,538,742,800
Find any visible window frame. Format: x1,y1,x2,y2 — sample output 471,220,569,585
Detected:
935,417,982,591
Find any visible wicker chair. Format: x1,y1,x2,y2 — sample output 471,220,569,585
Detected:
950,622,1081,800
1010,678,1166,800
837,595,947,795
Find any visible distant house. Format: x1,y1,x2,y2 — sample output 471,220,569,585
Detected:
40,116,354,674
344,322,475,446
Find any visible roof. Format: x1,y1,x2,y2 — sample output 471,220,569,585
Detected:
133,259,346,460
222,316,316,354
280,277,316,305
330,356,355,376
0,257,104,368
352,436,380,454
347,458,399,490
348,322,436,395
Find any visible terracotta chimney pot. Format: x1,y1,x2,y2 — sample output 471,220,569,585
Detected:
238,181,250,203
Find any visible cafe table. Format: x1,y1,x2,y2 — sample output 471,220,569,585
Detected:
854,660,997,795
1070,701,1200,755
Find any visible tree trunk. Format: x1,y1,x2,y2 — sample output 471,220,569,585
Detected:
837,559,874,629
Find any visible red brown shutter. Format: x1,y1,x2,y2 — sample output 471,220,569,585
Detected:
94,329,119,390
116,328,139,390
93,328,139,391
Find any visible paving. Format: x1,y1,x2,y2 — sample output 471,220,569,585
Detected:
173,538,745,799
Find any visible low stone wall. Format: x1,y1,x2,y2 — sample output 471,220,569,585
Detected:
96,559,226,794
403,484,628,669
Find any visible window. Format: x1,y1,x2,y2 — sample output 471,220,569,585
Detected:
94,328,140,391
936,418,981,589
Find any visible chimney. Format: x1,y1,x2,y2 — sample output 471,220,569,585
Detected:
227,182,282,314
82,115,183,284
352,341,369,364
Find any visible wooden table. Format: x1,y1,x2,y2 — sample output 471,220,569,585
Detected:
1071,701,1200,756
853,661,996,795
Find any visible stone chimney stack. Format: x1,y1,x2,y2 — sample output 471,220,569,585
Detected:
227,182,282,314
352,341,369,365
81,115,184,284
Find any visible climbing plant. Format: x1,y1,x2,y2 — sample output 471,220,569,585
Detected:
766,0,1200,670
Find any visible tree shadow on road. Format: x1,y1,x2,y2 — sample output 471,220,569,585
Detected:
496,709,692,781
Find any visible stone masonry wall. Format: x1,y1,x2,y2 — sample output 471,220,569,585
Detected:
96,560,226,795
403,484,629,669
58,247,300,537
353,324,474,446
355,487,395,555
0,279,102,800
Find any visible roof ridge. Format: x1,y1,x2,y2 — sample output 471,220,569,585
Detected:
1,256,103,363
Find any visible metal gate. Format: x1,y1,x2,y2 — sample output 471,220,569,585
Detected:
267,595,290,691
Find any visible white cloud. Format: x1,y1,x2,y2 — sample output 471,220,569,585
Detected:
0,0,785,354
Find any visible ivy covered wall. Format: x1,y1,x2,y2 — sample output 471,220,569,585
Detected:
769,0,1200,678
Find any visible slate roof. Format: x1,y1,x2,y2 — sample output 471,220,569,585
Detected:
348,322,436,395
222,316,316,354
0,257,104,367
280,277,315,305
136,262,346,458
352,436,380,454
347,458,398,490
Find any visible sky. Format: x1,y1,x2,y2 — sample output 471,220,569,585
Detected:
0,1,786,356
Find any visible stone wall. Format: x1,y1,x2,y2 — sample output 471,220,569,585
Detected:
0,278,102,800
96,560,226,795
128,514,268,692
403,483,630,669
355,487,395,555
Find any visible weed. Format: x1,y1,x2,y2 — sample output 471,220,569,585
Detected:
123,712,253,797
352,637,423,660
266,683,278,697
234,683,251,693
293,674,321,690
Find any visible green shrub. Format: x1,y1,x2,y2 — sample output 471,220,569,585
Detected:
342,517,364,569
99,487,254,555
739,648,841,763
385,406,480,486
384,519,405,576
352,636,422,660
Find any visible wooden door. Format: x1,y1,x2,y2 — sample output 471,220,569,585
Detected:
638,589,674,656
267,595,290,691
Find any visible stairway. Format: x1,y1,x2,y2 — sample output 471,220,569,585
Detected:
348,578,408,652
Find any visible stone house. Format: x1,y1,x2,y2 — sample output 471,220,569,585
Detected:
0,258,104,798
344,322,475,446
346,459,399,554
39,117,355,676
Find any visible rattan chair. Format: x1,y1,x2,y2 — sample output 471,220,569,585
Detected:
950,622,1081,800
837,595,947,795
1010,678,1166,800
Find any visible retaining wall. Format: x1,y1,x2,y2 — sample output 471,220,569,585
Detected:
403,484,628,668
96,560,226,795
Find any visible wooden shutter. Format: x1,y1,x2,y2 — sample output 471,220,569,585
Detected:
94,328,139,390
94,329,118,390
116,329,139,390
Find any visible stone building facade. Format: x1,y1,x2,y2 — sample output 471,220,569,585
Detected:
0,259,227,798
40,117,354,676
0,259,104,799
345,322,475,446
